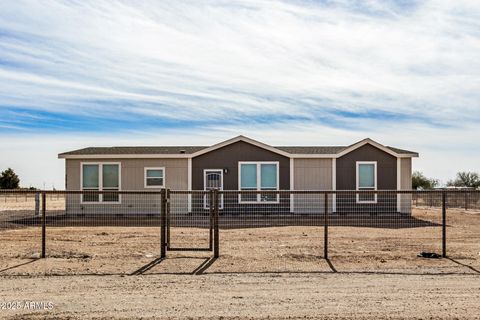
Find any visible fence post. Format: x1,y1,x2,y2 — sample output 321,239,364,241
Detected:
442,191,447,258
166,189,171,249
465,192,468,211
34,193,40,216
324,192,328,259
41,192,46,258
160,189,166,258
209,190,214,251
213,189,219,258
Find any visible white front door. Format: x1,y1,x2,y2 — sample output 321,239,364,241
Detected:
204,169,223,209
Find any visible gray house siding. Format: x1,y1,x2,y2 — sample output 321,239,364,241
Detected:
191,141,290,214
336,144,398,213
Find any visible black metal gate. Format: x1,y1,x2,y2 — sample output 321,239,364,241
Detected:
162,190,219,257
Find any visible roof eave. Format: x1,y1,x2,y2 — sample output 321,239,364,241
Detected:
398,153,419,158
58,154,192,159
58,152,420,159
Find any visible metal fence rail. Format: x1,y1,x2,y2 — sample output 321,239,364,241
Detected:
413,191,480,210
0,190,479,275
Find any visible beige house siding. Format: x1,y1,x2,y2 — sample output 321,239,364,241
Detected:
293,158,333,214
400,158,412,190
400,158,412,214
65,158,188,214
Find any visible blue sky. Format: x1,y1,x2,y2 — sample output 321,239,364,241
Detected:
0,0,479,188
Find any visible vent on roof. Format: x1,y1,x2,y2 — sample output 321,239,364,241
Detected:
179,149,186,154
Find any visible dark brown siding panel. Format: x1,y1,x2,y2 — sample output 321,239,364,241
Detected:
336,144,397,213
192,141,290,213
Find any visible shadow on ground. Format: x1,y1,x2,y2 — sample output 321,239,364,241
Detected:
1,255,478,277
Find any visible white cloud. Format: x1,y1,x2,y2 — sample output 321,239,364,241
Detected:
0,0,479,121
0,0,479,188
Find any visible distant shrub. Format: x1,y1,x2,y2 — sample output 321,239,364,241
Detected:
412,171,439,190
447,172,480,189
0,168,20,189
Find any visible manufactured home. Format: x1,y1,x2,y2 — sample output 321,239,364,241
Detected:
58,135,418,215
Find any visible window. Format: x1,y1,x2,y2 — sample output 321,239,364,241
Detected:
144,168,165,188
82,164,100,202
240,163,257,202
239,162,279,203
81,163,120,203
356,161,377,203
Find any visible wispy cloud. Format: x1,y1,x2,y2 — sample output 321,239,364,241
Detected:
0,0,479,187
1,0,479,128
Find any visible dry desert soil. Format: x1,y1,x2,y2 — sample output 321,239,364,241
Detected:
1,197,479,319
1,273,480,320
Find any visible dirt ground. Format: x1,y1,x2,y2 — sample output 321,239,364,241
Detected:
1,205,479,319
0,273,479,319
1,207,479,275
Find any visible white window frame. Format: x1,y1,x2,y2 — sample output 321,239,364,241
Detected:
238,161,280,204
80,162,122,204
144,167,165,189
203,169,224,209
356,161,377,204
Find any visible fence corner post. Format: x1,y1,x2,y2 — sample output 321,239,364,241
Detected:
166,189,171,249
324,192,328,260
160,189,167,258
213,189,220,258
442,191,447,258
41,192,46,259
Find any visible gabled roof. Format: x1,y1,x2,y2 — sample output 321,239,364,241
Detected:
336,138,406,158
58,135,419,159
189,135,292,158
